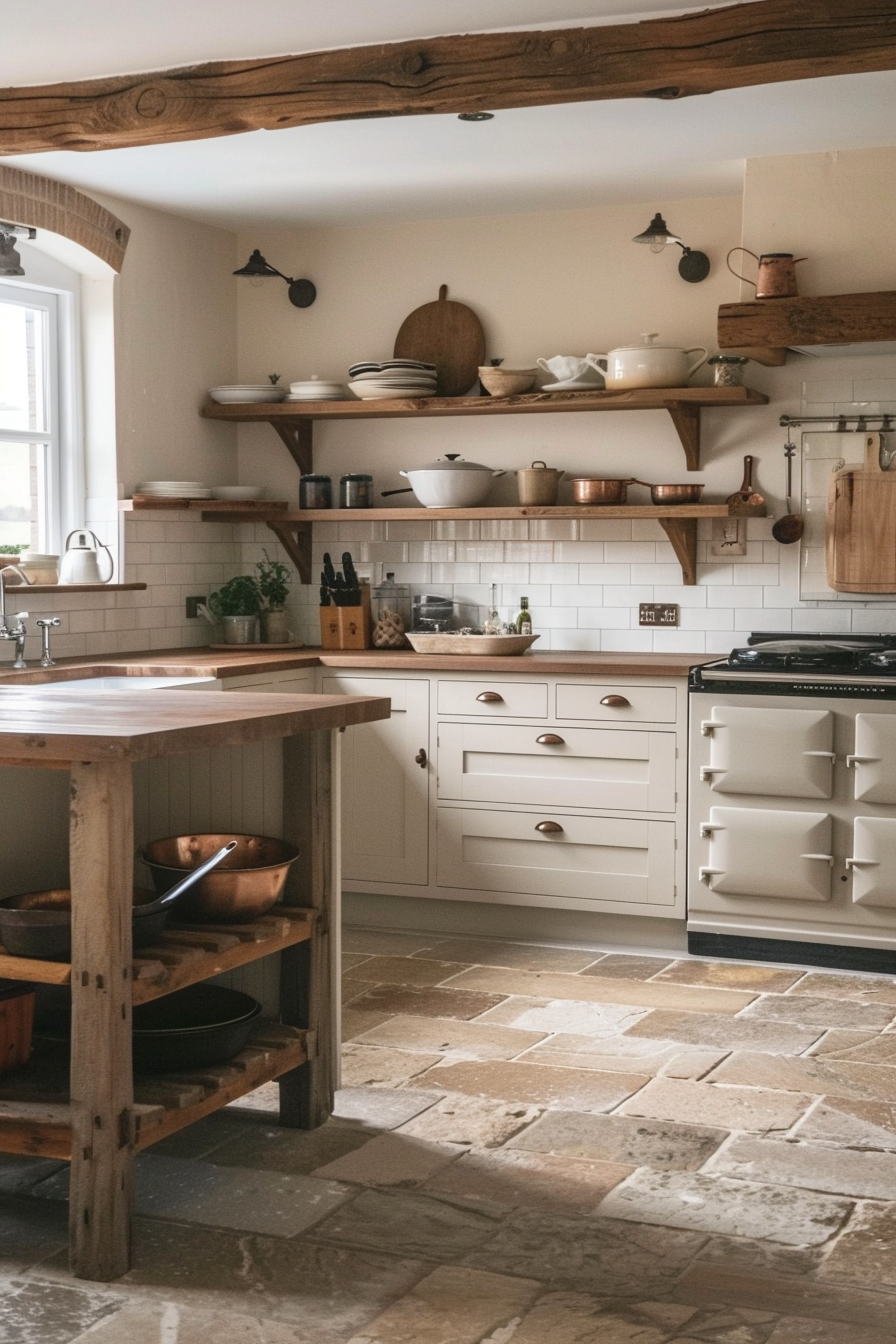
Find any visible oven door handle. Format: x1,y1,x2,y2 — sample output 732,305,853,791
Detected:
846,754,879,768
801,853,836,866
698,867,724,885
699,767,725,782
700,720,720,737
845,856,878,870
803,750,837,762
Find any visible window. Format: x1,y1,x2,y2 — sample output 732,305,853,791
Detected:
0,278,80,552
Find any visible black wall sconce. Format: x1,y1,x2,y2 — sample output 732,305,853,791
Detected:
0,221,36,277
632,213,710,283
233,249,317,308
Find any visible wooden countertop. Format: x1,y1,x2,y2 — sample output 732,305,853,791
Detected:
0,688,391,765
0,646,707,686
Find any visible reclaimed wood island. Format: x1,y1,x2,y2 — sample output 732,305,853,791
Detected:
0,685,390,1281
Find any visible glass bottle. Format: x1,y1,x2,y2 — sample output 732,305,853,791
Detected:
515,596,532,635
482,583,501,635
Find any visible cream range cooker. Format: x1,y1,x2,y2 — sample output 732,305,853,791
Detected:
688,634,896,974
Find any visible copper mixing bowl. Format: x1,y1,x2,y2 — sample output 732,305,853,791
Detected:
140,833,299,923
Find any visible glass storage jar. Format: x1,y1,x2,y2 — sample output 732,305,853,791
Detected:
372,572,412,648
299,474,332,508
708,355,749,387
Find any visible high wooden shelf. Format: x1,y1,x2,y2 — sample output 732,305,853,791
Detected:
718,290,896,366
200,385,768,474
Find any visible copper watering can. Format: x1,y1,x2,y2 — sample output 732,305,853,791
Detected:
727,248,807,299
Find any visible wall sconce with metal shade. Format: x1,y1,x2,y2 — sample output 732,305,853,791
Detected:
232,249,317,308
0,221,36,277
632,213,710,283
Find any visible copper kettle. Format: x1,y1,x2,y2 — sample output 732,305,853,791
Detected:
727,248,806,299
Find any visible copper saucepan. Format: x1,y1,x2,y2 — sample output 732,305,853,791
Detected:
631,480,705,505
570,477,634,505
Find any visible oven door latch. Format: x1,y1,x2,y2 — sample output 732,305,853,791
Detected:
801,853,836,866
803,750,837,762
846,754,878,768
845,856,878,870
700,720,718,737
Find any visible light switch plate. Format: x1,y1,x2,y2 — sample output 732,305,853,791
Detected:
639,603,680,626
710,517,747,556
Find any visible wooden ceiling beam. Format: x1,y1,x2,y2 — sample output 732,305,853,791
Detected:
2,0,896,155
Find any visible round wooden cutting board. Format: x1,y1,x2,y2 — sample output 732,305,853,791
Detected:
393,284,486,397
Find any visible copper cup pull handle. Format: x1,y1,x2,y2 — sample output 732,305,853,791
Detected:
476,691,504,703
535,821,564,835
415,748,427,768
536,733,565,745
600,695,630,708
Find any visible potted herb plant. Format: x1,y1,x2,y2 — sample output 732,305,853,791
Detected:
256,551,294,644
207,574,262,644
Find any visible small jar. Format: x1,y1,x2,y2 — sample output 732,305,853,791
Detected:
372,572,412,649
708,355,749,387
299,473,332,509
339,473,373,508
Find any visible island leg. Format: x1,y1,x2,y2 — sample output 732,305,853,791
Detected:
279,727,342,1127
68,759,134,1280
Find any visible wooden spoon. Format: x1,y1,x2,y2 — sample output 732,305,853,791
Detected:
726,455,766,515
772,441,804,544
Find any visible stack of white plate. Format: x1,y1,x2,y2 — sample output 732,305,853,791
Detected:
287,378,347,401
347,359,437,400
208,385,288,404
210,486,265,501
136,481,212,498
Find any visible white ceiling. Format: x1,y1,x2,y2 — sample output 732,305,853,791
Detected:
4,2,896,229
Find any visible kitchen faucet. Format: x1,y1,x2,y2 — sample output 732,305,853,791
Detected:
0,568,30,669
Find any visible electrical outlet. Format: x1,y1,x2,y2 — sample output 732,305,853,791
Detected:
185,595,207,618
639,603,679,627
710,517,747,556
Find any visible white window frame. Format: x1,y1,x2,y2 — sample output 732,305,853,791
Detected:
0,277,84,553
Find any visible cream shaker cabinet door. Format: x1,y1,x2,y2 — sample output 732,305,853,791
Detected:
438,722,676,812
322,675,430,886
699,805,834,902
851,715,896,804
699,705,834,799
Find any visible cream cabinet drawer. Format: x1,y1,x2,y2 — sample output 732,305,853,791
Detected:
437,807,676,906
556,682,677,724
438,722,676,812
437,679,548,719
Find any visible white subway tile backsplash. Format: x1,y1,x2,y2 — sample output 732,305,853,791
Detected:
600,629,653,652
577,607,631,629
551,628,603,651
479,563,530,585
679,609,734,631
387,521,432,541
530,563,578,585
735,608,792,631
456,543,504,563
528,520,577,540
432,563,480,584
550,584,605,606
708,585,760,607
629,564,683,586
631,520,666,541
601,585,654,607
525,606,580,628
732,564,781,586
605,543,657,563
579,520,633,541
481,520,528,540
652,629,706,653
553,542,604,563
435,521,480,540
576,564,632,585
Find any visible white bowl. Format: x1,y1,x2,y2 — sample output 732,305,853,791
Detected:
210,486,264,500
208,387,287,404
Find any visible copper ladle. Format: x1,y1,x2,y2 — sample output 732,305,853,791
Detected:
772,440,804,544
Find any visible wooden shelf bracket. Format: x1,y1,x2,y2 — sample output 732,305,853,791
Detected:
658,517,698,586
266,520,312,584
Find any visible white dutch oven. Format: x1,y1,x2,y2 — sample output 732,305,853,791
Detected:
588,333,708,390
400,454,505,508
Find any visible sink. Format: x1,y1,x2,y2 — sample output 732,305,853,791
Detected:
9,675,219,693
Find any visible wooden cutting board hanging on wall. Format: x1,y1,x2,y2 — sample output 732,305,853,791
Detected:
827,432,896,591
393,284,486,397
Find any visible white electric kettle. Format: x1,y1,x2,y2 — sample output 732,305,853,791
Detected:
58,530,114,584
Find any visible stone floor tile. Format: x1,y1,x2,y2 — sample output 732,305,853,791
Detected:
309,1187,505,1260
398,1096,541,1148
808,1032,896,1064
343,1264,541,1344
342,980,380,1006
791,1096,896,1149
108,1219,429,1337
312,1132,463,1187
660,1049,731,1080
342,929,439,956
674,1264,896,1334
707,1051,896,1103
147,1110,257,1160
765,1318,896,1343
446,967,757,1014
617,1077,811,1133
203,1116,376,1174
707,1135,896,1199
518,1031,682,1073
228,1081,280,1112
819,1203,896,1289
67,1303,316,1343
508,1109,728,1171
625,1012,823,1055
598,1169,852,1245
676,1306,781,1343
0,1279,120,1344
420,937,603,973
786,971,896,1004
656,962,804,993
0,1156,64,1194
579,953,675,981
0,1198,69,1274
473,998,648,1036
421,1147,632,1214
342,953,373,971
333,1087,444,1130
345,984,507,1020
508,1291,693,1344
342,1008,393,1040
739,995,896,1031
468,1210,707,1296
340,1045,444,1088
415,1059,648,1111
343,955,470,988
353,1014,545,1060
693,1235,826,1278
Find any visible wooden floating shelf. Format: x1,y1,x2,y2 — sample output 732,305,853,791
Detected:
718,290,896,366
0,583,147,593
0,1022,308,1160
0,907,313,1006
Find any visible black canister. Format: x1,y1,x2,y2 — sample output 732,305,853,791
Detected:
299,474,332,509
339,473,373,508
